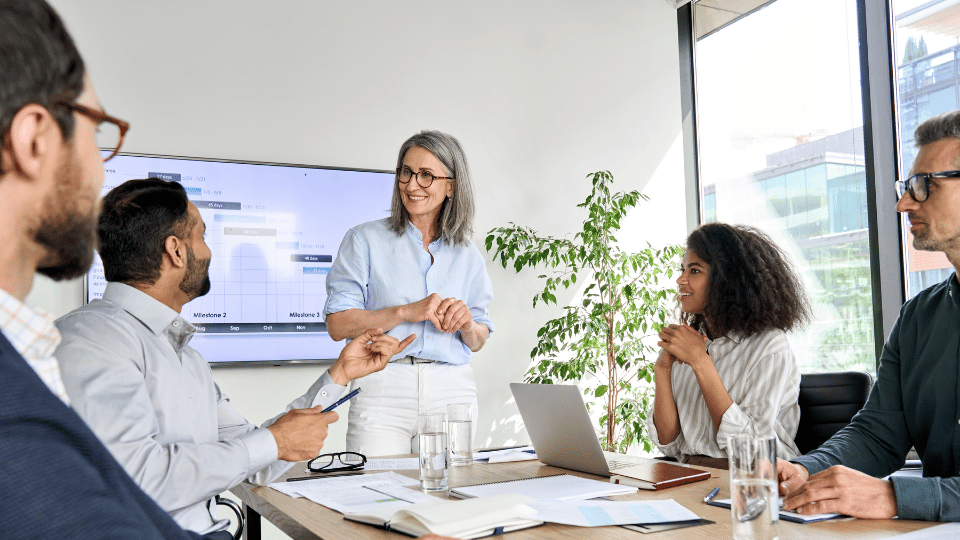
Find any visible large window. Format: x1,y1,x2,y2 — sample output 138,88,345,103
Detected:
893,0,959,297
691,0,875,373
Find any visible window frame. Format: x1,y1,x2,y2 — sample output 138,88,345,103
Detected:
676,0,906,367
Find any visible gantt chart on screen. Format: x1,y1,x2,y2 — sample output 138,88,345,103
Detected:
87,154,394,364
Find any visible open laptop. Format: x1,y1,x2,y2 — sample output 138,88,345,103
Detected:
510,382,664,476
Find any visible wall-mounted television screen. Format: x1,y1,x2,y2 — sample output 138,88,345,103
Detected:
86,152,395,366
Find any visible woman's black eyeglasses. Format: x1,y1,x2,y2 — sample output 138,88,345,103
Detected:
307,452,367,473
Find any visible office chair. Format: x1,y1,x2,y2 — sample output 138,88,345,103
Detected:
795,371,873,455
215,495,245,540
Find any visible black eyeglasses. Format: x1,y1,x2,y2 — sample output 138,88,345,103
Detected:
896,170,960,203
307,452,366,473
396,166,454,189
55,101,130,162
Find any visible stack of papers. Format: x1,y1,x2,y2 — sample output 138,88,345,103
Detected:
271,468,707,532
529,499,700,527
271,472,432,515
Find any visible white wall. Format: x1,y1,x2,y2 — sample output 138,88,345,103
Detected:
33,0,685,535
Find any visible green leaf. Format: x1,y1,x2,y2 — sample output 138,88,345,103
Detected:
595,385,608,397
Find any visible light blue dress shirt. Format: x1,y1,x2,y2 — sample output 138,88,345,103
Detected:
55,282,346,534
324,218,494,364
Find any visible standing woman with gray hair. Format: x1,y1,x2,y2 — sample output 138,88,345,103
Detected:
324,130,493,456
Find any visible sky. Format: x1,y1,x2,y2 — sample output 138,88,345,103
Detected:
694,0,960,186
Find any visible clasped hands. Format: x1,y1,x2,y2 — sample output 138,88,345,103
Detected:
776,460,897,519
269,328,414,462
656,324,710,370
406,293,474,334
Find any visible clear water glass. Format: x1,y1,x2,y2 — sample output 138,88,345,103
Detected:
447,403,473,466
728,435,779,540
418,432,449,492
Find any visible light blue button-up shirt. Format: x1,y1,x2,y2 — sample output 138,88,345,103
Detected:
55,282,346,534
324,218,494,364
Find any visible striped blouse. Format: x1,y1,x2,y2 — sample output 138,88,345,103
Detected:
646,329,801,461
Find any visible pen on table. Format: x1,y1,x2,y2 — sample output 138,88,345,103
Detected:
704,487,720,503
321,387,361,413
476,445,529,453
286,471,365,482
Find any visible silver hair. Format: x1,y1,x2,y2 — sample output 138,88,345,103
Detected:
389,130,475,246
915,110,960,147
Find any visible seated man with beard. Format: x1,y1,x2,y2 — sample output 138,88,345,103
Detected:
55,178,416,536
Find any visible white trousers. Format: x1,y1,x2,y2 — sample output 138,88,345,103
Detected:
345,362,478,456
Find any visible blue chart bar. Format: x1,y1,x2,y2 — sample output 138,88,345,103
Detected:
275,242,300,249
215,214,265,223
184,186,202,197
303,267,330,275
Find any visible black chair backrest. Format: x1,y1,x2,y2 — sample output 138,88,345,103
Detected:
795,371,873,455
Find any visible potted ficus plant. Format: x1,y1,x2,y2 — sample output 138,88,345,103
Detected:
486,171,682,452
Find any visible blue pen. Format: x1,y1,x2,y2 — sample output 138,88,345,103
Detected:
322,388,361,413
704,487,720,503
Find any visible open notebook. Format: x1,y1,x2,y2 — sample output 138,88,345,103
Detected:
706,497,842,524
344,493,542,539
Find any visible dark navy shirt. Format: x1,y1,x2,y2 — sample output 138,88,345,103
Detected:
794,272,960,521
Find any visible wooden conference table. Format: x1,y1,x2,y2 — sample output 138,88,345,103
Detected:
230,456,935,540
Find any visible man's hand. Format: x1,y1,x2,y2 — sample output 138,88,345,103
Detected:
327,328,416,385
267,407,338,462
781,464,897,519
776,458,809,496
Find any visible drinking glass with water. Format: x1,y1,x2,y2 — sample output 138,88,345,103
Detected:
728,435,779,540
447,403,474,466
417,412,448,492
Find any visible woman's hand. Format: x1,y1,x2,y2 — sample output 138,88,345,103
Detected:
435,297,474,333
659,324,732,429
401,294,474,334
402,294,444,331
657,324,710,369
655,348,678,371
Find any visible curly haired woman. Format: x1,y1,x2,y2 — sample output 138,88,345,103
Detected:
647,223,810,468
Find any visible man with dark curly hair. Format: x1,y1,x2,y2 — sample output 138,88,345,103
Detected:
778,111,960,522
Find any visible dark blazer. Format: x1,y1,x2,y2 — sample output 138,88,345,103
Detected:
0,331,207,539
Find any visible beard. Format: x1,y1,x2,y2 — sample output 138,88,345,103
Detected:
179,243,212,300
34,149,98,281
912,232,939,252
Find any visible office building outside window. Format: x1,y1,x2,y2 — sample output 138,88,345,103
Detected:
894,0,958,298
692,0,875,373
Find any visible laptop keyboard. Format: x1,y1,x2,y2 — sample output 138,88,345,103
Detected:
606,459,636,470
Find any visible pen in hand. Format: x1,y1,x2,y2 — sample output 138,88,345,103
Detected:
321,387,361,413
704,487,720,503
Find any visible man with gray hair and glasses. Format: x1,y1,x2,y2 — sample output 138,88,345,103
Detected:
777,110,960,522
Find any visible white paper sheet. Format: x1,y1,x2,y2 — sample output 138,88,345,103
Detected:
270,472,432,515
473,446,537,463
528,499,700,527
